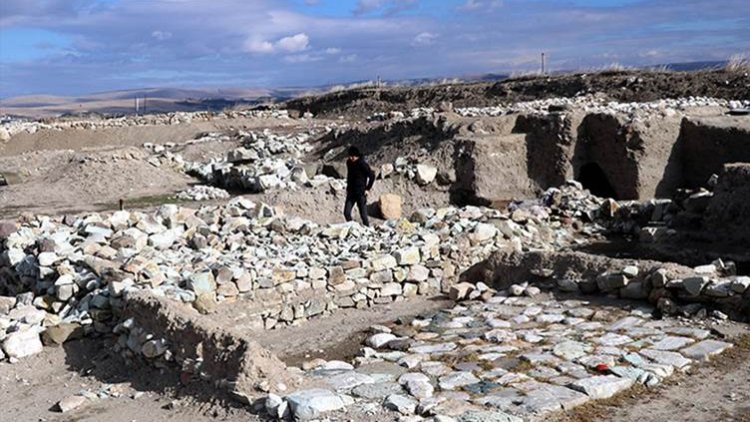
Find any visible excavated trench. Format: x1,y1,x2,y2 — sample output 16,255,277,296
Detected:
578,239,750,276
313,106,750,210
3,103,750,420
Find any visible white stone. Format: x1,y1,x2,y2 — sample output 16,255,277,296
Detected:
385,394,418,414
438,372,480,390
367,333,398,349
286,389,353,420
570,375,634,399
415,164,437,185
325,371,375,391
37,252,60,267
56,395,87,413
650,336,694,351
639,349,692,369
2,329,43,359
680,340,732,362
395,247,421,265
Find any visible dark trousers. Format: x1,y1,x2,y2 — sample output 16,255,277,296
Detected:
344,194,369,226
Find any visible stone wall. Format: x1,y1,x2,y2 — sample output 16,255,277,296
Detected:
452,134,537,205
464,249,750,319
704,163,750,243
681,116,750,188
123,290,300,396
515,111,583,190
574,113,684,200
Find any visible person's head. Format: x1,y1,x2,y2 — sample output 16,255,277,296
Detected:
347,146,362,161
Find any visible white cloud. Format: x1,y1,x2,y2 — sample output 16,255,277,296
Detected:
412,32,438,46
244,39,275,53
244,33,310,54
277,33,310,52
151,30,172,41
354,0,387,15
354,0,418,16
325,47,342,55
284,53,322,63
460,0,503,11
339,54,357,63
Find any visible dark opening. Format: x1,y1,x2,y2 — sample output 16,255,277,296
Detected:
578,162,618,199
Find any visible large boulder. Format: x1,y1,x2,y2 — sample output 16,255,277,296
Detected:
379,194,402,220
2,329,43,359
286,389,353,420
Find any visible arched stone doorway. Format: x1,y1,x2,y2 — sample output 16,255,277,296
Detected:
577,162,618,199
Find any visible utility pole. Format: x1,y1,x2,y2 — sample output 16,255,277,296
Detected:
541,52,546,75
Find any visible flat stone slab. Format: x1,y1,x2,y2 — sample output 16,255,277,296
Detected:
553,341,592,361
289,292,736,421
570,375,634,399
352,382,404,399
458,410,525,422
680,340,733,362
597,333,633,346
323,371,375,391
286,389,353,420
519,384,590,413
409,342,457,354
384,394,418,415
664,327,711,340
439,371,481,390
608,316,643,331
650,336,695,351
639,349,692,369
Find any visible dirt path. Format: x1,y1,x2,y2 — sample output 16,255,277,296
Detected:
249,296,453,366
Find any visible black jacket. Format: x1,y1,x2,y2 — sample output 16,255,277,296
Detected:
346,158,375,197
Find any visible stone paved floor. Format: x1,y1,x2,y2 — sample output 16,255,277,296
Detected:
288,290,735,421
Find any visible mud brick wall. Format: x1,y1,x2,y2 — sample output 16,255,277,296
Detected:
681,117,750,188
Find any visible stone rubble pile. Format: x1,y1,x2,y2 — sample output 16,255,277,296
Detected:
378,158,440,186
112,317,180,370
453,97,749,119
143,128,443,196
584,173,731,242
0,189,594,362
394,97,750,124
270,292,733,421
181,129,334,193
528,179,718,243
142,132,235,172
0,109,291,137
367,111,407,122
176,186,231,202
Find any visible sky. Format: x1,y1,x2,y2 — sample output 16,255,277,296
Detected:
0,0,749,98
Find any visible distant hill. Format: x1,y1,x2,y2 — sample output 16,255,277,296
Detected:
0,60,732,119
0,87,301,118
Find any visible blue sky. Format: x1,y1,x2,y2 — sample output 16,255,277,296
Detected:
0,0,748,97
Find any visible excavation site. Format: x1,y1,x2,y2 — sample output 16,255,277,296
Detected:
1,69,750,422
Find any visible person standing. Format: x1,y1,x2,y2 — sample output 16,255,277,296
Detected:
344,146,375,226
